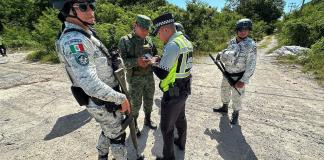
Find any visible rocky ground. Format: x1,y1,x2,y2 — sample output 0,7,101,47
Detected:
0,36,323,160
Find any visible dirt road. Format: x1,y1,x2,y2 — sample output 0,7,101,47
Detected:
0,36,323,160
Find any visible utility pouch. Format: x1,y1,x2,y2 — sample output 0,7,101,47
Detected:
90,97,121,117
105,102,121,113
168,84,180,97
105,103,121,117
90,97,106,106
71,86,89,106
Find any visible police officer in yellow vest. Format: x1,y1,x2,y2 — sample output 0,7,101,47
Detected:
151,13,193,160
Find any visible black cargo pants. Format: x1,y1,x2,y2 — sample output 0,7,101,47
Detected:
160,78,191,160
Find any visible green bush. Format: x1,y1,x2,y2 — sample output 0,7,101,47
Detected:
26,50,59,64
277,37,324,85
2,25,37,48
32,8,61,51
309,19,324,46
278,1,324,47
2,0,269,62
264,24,275,35
282,20,310,47
251,20,267,41
304,37,324,80
40,51,60,64
25,8,61,63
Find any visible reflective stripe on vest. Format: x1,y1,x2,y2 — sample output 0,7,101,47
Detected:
160,34,193,92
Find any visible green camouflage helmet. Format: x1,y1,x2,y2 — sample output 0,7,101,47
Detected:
136,15,152,30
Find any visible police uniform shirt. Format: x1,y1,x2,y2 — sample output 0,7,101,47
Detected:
159,32,183,71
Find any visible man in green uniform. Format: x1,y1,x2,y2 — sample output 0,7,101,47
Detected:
118,15,158,137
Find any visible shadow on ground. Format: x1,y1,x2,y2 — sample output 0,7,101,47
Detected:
204,114,257,160
126,125,151,159
126,125,184,159
44,109,92,140
150,127,185,159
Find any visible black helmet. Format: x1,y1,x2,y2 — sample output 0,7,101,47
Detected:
174,22,184,32
52,0,95,13
52,0,74,11
52,0,96,24
236,18,252,31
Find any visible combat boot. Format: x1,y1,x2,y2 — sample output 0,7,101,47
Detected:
144,114,157,129
134,118,141,137
230,111,239,125
213,104,228,113
156,156,175,160
174,138,185,151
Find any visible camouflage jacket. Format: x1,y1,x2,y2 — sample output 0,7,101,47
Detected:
118,32,157,77
220,37,257,84
56,22,126,105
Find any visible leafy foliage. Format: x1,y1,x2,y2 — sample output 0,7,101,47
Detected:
304,37,324,82
0,0,269,63
226,0,284,23
32,8,61,51
278,1,324,47
226,0,284,34
2,26,37,48
277,0,324,85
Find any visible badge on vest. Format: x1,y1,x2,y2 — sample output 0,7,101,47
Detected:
75,53,89,66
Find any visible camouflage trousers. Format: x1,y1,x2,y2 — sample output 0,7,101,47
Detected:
86,100,127,160
221,76,245,111
128,74,155,119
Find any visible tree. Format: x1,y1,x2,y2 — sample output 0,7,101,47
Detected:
226,0,284,23
104,0,166,8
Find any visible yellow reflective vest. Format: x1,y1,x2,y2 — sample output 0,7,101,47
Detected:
160,34,193,92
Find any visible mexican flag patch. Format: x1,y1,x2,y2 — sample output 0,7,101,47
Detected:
69,43,85,53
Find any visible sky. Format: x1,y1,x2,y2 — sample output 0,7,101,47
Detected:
167,0,312,13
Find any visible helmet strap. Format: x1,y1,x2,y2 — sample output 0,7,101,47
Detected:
236,34,248,42
72,7,94,26
62,6,94,27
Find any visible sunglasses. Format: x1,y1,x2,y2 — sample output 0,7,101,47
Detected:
237,28,250,32
74,2,96,12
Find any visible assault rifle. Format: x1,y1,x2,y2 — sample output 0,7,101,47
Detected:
209,54,241,95
114,68,144,160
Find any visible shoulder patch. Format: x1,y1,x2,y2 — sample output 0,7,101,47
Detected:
70,43,85,54
74,52,89,66
64,39,82,45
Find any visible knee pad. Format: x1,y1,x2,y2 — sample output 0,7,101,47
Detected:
109,132,126,145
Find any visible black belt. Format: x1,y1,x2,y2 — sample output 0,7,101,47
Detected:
165,75,192,97
90,85,122,113
226,71,245,77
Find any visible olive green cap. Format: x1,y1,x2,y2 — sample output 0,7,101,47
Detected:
136,14,152,30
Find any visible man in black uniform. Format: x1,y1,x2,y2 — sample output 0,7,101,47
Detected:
151,13,193,160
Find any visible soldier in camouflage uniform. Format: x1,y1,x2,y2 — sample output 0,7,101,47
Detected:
118,15,158,136
53,0,130,159
213,18,257,125
0,36,6,57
